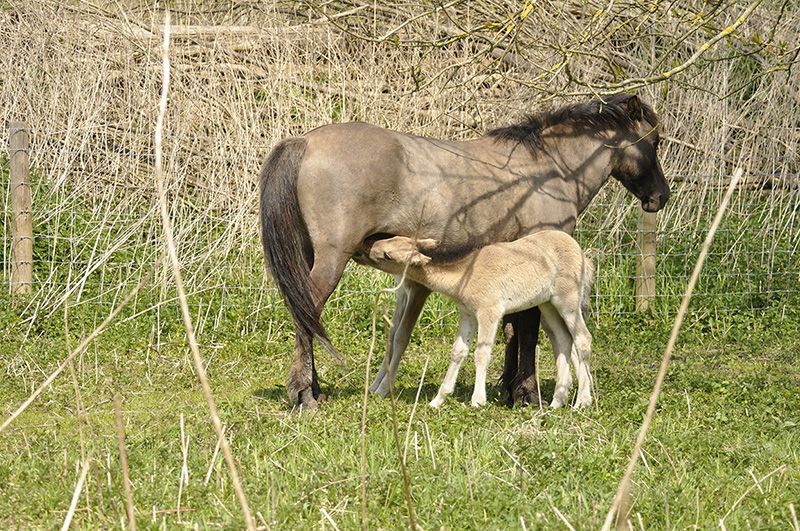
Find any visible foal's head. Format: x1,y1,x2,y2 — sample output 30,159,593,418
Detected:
368,236,438,268
605,94,670,212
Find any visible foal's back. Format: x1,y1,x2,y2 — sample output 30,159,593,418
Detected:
449,231,585,312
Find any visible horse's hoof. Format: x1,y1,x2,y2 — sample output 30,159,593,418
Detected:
296,387,318,410
373,383,391,398
511,380,542,408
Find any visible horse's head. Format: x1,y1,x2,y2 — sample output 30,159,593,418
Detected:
608,94,670,213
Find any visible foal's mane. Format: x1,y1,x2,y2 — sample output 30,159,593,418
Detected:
487,94,658,154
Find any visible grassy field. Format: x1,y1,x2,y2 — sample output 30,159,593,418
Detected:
2,156,799,529
1,252,799,529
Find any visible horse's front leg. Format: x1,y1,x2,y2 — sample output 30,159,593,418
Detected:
373,279,430,397
369,278,409,392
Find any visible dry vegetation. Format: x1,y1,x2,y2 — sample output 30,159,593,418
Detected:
1,0,798,307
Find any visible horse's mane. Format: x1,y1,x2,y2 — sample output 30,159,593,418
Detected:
486,94,658,154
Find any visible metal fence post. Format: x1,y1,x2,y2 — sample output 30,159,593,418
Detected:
9,121,33,295
636,208,656,311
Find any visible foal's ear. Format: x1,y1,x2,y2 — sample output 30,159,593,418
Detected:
619,93,643,121
415,238,440,251
409,250,432,267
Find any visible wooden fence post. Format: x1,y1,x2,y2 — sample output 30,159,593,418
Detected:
9,121,33,295
635,208,657,311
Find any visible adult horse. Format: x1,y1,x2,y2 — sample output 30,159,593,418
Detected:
260,93,669,408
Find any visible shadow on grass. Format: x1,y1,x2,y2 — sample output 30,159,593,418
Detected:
253,378,560,408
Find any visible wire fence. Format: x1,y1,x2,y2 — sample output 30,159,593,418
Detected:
3,172,799,336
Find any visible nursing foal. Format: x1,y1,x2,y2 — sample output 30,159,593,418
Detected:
365,231,594,408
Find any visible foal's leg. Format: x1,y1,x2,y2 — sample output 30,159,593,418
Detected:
539,303,573,409
554,303,593,409
288,250,349,409
501,314,520,405
471,309,502,407
430,312,475,408
373,280,430,397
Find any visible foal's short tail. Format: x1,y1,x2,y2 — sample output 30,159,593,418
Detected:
259,137,340,358
580,252,596,318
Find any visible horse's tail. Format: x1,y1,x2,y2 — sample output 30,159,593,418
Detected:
259,137,340,358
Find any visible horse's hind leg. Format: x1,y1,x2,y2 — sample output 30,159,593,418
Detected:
373,280,430,397
288,250,349,409
515,308,542,406
501,308,542,407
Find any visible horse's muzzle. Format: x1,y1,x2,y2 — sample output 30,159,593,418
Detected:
642,190,669,212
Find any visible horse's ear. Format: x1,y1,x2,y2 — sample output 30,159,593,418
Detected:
416,238,439,251
620,93,643,121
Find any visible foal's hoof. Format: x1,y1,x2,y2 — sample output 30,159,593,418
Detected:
470,394,486,408
572,396,592,409
429,397,444,408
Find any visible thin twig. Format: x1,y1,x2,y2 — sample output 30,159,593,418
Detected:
386,335,418,530
359,305,378,531
152,11,255,530
114,394,136,531
720,464,787,526
601,168,744,531
61,459,91,531
403,354,430,462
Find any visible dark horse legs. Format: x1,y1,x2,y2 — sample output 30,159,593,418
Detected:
501,307,542,407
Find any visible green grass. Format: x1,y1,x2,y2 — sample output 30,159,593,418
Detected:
2,168,799,528
1,279,799,529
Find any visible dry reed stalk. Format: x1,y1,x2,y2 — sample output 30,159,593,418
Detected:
151,11,255,530
386,351,418,530
601,168,744,531
1,0,797,329
114,394,136,531
719,464,787,528
402,354,430,463
61,459,91,531
359,305,378,531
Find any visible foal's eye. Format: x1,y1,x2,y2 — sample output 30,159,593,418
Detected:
384,251,391,260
